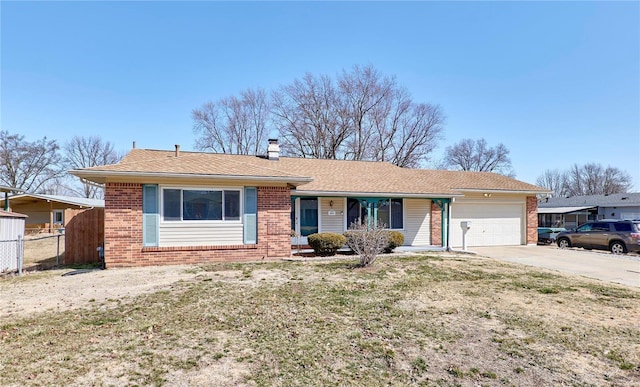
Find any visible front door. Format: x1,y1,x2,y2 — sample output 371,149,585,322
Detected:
291,198,319,244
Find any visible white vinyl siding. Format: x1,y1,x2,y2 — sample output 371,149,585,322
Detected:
450,198,524,247
320,197,344,234
159,222,244,246
403,199,431,246
158,185,244,247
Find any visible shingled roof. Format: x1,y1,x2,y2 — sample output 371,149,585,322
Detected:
72,148,548,197
538,192,640,208
0,194,104,209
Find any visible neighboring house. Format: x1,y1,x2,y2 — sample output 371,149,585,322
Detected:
0,194,104,233
0,194,105,265
1,185,24,211
538,193,640,229
71,141,548,268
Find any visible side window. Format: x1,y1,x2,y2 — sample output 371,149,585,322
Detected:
53,210,64,224
163,189,182,221
577,224,592,232
592,223,610,232
613,223,632,232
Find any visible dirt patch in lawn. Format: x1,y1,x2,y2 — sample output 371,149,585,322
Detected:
1,254,638,386
0,265,199,318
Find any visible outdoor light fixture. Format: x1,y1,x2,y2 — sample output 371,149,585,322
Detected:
483,193,492,197
329,200,334,208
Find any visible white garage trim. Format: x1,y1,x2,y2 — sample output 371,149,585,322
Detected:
450,199,525,247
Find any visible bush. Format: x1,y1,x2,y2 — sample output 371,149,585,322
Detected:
307,233,347,257
344,221,390,267
384,231,405,253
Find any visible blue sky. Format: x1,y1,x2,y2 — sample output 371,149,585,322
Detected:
2,1,639,189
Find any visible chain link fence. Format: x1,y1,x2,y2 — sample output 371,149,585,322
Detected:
1,234,65,275
0,236,24,275
24,234,65,270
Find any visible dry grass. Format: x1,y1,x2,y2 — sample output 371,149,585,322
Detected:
22,234,65,268
1,254,638,386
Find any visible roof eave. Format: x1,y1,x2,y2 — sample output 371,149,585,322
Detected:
70,170,313,186
537,206,597,214
292,189,461,199
454,188,551,195
1,193,104,208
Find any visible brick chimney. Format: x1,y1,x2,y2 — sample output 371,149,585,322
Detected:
267,139,279,160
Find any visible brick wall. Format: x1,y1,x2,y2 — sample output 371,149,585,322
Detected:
104,183,291,267
430,202,442,247
258,186,292,258
526,196,538,245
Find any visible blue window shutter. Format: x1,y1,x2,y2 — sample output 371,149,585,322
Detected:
143,185,159,246
244,187,257,244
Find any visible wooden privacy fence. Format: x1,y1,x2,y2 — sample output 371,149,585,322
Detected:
64,207,104,265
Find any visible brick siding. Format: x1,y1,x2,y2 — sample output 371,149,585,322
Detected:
526,196,538,245
104,183,291,267
430,201,442,247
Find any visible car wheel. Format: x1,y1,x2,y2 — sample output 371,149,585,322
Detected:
557,238,571,249
610,241,626,255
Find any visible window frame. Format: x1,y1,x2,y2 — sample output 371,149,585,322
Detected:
52,209,64,225
345,198,404,230
160,186,243,223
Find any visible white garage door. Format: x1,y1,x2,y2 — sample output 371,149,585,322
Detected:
450,203,523,247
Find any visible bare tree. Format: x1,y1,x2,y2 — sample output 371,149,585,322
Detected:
536,169,568,197
602,166,633,194
39,176,78,197
339,65,395,161
194,65,444,166
192,88,270,155
443,138,515,177
0,131,63,193
564,164,583,197
64,135,122,198
274,65,443,166
273,73,350,159
370,87,445,167
563,163,632,196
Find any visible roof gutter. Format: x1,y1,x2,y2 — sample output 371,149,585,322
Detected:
3,193,105,208
70,170,314,186
292,190,461,199
454,188,551,195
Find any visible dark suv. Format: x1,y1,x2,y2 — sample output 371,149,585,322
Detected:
556,220,640,254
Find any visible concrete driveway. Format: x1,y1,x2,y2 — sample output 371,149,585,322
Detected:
470,245,640,288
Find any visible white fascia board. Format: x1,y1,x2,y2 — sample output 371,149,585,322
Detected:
454,188,551,195
70,170,313,185
292,190,461,199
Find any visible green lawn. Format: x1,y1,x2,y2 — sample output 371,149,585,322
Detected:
1,255,638,386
